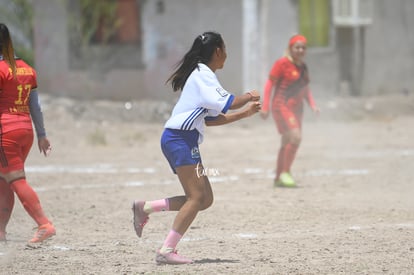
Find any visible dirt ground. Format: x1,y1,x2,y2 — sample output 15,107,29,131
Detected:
1,94,413,275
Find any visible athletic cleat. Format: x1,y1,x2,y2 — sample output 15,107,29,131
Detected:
278,172,296,187
273,178,284,187
155,250,193,265
132,200,149,238
29,223,56,243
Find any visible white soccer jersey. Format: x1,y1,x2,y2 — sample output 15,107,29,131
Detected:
164,63,234,143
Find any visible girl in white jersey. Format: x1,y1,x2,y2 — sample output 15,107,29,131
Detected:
132,31,261,265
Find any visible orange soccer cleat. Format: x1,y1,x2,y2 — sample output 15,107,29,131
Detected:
29,223,56,243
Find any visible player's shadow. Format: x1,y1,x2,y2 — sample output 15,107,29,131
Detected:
194,258,240,264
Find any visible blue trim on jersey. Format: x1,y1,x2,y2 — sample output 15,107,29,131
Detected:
180,107,205,130
221,94,234,113
186,108,206,129
204,116,217,121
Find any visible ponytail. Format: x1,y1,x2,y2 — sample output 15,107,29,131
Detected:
0,23,17,77
167,31,224,92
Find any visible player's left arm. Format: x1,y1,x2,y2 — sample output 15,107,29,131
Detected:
29,90,52,156
205,101,261,126
304,86,320,114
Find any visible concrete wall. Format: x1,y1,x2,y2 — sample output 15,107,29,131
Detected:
32,0,244,101
29,0,414,101
363,0,414,95
33,0,148,101
141,0,242,100
262,0,338,99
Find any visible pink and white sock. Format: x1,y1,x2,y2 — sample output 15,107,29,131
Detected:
144,198,169,214
160,229,182,253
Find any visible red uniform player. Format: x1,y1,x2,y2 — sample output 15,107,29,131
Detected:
0,23,55,243
261,34,320,187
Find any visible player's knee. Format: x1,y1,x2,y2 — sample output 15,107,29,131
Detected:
200,195,213,210
186,194,205,210
189,192,213,211
292,135,301,145
289,130,302,145
3,170,26,185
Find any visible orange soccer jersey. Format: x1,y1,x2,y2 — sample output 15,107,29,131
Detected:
0,58,37,134
0,58,37,171
263,56,316,134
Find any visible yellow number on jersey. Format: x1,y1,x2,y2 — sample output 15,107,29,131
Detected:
15,84,32,105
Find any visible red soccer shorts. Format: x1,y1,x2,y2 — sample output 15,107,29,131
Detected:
0,129,33,173
272,105,303,134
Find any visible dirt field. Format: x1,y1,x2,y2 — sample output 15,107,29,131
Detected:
1,94,413,274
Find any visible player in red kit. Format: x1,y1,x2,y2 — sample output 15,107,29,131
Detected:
0,23,55,243
261,34,320,187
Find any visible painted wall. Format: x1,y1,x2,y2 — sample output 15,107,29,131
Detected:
31,0,245,101
262,0,338,99
29,0,414,101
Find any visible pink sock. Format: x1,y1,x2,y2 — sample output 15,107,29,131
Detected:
161,230,182,252
276,145,285,180
283,143,299,173
146,199,169,213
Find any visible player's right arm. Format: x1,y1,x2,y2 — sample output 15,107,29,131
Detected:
260,78,274,119
261,59,283,119
229,90,260,110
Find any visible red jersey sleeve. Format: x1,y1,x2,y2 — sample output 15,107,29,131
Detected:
31,67,38,89
262,58,285,112
262,79,273,112
0,62,6,89
269,58,284,82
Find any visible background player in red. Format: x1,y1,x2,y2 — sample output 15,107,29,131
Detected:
261,34,320,187
0,23,55,243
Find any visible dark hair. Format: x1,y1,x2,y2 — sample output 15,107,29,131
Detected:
166,31,224,92
0,23,16,76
